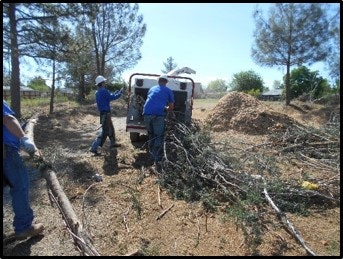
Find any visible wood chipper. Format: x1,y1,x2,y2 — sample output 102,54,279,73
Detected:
126,67,196,143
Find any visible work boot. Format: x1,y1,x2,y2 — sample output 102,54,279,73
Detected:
89,148,101,155
146,157,155,166
110,143,121,148
154,161,163,173
15,223,44,240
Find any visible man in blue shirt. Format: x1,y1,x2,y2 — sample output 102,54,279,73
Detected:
3,99,44,240
143,75,175,165
90,75,123,155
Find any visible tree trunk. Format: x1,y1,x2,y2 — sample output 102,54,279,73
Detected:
9,3,21,118
285,63,291,106
50,59,56,114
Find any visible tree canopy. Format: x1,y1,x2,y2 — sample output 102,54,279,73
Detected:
324,5,340,85
229,70,264,95
289,66,331,100
252,3,332,105
207,79,228,93
3,3,146,116
27,76,50,91
161,57,178,74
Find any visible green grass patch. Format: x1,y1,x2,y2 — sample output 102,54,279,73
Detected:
193,98,219,106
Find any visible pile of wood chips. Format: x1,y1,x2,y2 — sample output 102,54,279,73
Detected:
205,91,300,135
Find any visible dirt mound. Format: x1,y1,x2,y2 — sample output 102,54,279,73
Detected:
205,91,298,135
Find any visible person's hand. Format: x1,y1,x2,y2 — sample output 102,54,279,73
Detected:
118,88,124,94
20,136,38,155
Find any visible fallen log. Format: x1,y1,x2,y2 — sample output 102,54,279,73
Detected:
24,114,100,256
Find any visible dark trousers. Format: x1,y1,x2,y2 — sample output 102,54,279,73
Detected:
91,112,115,151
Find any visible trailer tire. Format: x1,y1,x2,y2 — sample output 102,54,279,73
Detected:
130,132,140,142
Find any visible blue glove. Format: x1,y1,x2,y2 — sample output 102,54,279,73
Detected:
20,136,38,155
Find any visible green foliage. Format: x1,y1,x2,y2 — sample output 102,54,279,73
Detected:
88,3,146,75
229,70,264,93
252,3,331,67
325,5,340,82
126,188,142,220
245,88,261,97
63,22,94,96
252,3,333,105
161,56,177,74
226,201,263,254
273,80,283,89
275,198,310,216
201,193,220,213
330,79,340,94
244,187,264,205
107,82,127,92
27,76,50,91
140,243,160,256
265,179,311,216
159,122,216,203
207,79,228,92
325,240,340,256
4,3,146,104
290,66,331,99
19,95,71,119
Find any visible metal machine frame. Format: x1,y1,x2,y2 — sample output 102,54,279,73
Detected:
126,73,195,142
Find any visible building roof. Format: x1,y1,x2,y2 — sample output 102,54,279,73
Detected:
3,86,37,91
261,89,282,96
58,88,74,94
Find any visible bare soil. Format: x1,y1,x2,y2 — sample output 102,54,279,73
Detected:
2,93,340,256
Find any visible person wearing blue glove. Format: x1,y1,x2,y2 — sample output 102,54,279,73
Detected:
90,75,123,155
3,99,44,240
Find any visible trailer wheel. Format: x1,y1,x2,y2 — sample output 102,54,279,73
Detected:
130,132,140,142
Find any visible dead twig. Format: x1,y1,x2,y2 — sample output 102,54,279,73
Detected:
281,141,339,153
156,204,174,220
123,207,131,233
298,153,340,173
125,249,142,256
263,187,317,256
82,183,98,224
157,185,162,208
195,212,201,247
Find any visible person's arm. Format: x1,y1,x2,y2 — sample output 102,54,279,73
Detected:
3,114,38,155
166,90,175,111
109,89,122,101
166,102,174,111
3,114,25,139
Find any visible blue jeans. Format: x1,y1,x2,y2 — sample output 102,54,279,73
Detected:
91,112,115,151
3,146,34,234
144,115,166,162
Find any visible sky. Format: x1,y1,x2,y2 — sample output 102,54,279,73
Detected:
121,3,334,89
17,3,336,89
